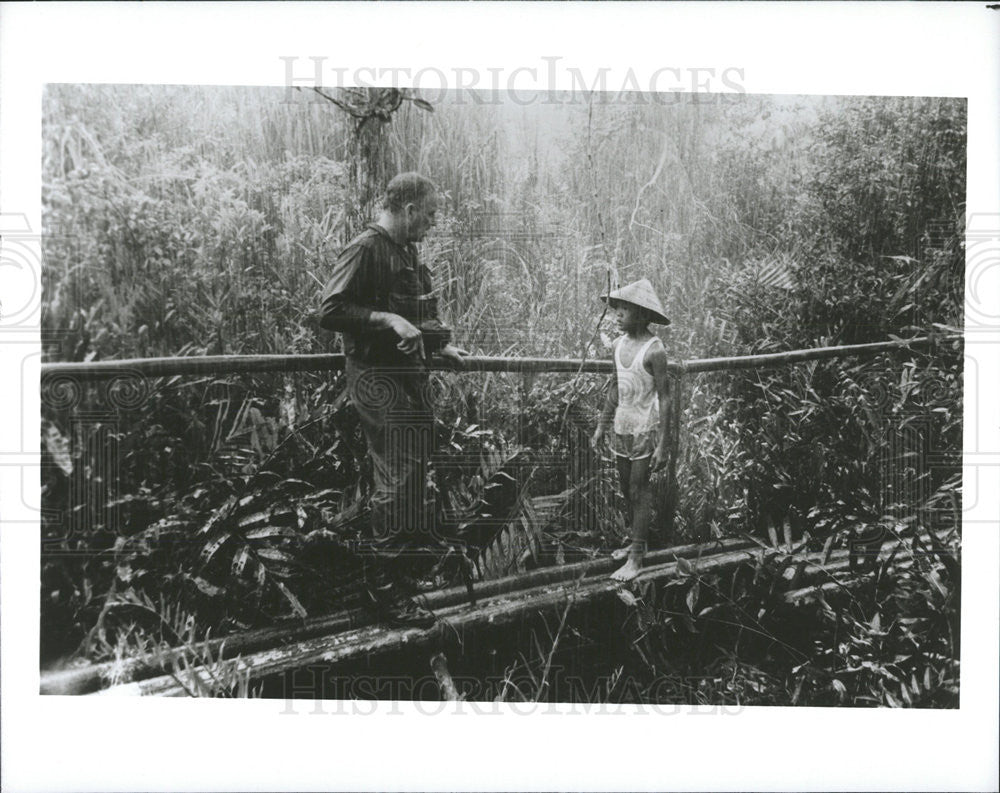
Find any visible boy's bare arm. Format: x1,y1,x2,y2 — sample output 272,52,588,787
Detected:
649,345,672,469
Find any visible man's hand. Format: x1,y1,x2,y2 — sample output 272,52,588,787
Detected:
438,343,469,370
591,425,606,449
651,444,669,472
386,314,425,358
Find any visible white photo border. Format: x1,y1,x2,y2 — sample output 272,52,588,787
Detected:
1,3,997,791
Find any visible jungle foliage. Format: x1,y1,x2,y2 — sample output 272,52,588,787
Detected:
41,86,963,705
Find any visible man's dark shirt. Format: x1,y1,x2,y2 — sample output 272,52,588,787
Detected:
319,223,436,365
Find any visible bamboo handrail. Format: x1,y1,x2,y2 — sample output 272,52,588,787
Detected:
39,334,960,383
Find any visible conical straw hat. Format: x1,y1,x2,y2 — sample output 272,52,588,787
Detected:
600,278,670,325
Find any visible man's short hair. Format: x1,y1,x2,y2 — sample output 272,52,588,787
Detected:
383,172,437,212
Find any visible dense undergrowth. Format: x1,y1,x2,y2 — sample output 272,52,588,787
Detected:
40,86,964,704
381,524,959,708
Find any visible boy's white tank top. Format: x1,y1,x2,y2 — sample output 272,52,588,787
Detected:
613,335,661,435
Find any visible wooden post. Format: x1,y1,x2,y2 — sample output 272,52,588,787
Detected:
664,368,684,539
519,371,536,447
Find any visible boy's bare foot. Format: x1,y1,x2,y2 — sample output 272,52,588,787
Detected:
611,558,642,582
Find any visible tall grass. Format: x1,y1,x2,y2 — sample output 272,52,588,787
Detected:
41,86,965,693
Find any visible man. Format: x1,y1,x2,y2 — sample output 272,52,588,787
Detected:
319,172,467,628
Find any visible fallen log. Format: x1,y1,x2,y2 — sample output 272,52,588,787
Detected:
42,536,753,695
99,541,894,697
784,556,917,605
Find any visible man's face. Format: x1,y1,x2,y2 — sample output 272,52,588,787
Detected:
406,194,438,243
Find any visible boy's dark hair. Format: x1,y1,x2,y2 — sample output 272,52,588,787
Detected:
383,172,437,212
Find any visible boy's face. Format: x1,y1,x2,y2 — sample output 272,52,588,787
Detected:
612,301,645,333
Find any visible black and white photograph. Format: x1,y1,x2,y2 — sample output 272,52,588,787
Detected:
2,3,998,792
38,84,967,706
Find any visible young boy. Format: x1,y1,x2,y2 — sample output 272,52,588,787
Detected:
591,278,672,582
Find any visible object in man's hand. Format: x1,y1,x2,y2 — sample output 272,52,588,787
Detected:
417,317,453,355
388,291,452,356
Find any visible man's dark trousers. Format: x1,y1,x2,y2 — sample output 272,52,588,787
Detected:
346,354,438,578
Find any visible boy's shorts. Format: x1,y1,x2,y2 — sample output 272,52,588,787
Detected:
609,429,659,461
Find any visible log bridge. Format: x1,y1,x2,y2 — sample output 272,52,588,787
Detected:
44,533,913,697
38,334,959,696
